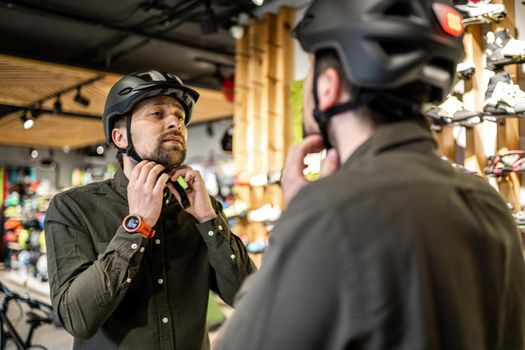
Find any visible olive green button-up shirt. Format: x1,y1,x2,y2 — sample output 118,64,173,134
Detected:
216,120,525,350
45,167,256,350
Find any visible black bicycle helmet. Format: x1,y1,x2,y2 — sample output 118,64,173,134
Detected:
102,70,199,162
293,0,465,146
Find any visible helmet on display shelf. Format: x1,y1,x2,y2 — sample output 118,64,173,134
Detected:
293,0,465,144
102,70,200,162
36,254,48,281
4,217,22,231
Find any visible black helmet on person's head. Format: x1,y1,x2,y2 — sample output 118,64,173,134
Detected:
293,0,465,104
292,0,465,148
102,70,200,147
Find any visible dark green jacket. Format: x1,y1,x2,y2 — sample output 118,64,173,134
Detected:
45,167,255,350
216,120,525,350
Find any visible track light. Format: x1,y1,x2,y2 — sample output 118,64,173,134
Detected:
24,118,34,129
200,0,217,35
74,87,90,107
54,96,63,114
30,106,43,120
30,149,39,159
230,24,245,39
20,111,34,129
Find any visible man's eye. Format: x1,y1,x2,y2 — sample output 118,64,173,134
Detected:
178,115,185,122
150,111,161,117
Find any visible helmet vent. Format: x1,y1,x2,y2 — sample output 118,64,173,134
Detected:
136,72,156,82
118,87,133,96
377,40,420,56
382,1,415,17
428,57,454,76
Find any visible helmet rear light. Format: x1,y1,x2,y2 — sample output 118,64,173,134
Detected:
432,3,464,37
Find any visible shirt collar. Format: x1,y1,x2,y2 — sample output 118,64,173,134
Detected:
113,165,129,199
112,164,177,208
344,120,437,168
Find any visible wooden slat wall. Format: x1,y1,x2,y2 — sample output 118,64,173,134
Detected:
463,25,486,175
234,31,250,181
275,7,294,170
232,6,294,268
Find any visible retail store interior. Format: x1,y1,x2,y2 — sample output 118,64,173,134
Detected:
1,0,525,349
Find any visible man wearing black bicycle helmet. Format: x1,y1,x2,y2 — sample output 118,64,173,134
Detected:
45,70,255,350
103,70,199,164
216,1,525,349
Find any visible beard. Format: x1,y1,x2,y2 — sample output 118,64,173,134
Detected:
148,142,186,168
136,131,187,168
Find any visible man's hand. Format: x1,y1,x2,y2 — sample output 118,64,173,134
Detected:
166,166,217,222
128,161,170,227
281,134,340,206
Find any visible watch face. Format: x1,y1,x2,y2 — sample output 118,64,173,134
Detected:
125,216,141,231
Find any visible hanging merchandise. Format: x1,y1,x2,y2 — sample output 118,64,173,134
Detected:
426,61,484,127
17,228,30,250
484,72,525,115
484,151,525,176
514,211,525,232
221,74,235,102
425,95,482,127
454,0,506,25
291,80,304,145
0,164,53,278
0,167,4,208
36,253,48,282
4,217,22,231
485,29,525,70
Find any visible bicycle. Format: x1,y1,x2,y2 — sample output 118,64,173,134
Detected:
0,282,60,350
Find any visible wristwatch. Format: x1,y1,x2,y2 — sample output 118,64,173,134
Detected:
122,214,155,238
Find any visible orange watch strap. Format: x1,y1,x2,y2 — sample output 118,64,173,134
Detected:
139,220,155,238
122,214,156,238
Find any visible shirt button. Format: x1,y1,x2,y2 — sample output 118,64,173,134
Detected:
208,231,214,236
131,243,138,250
218,225,223,231
165,199,169,205
158,278,164,285
162,317,168,324
139,247,145,253
230,254,236,260
155,239,161,245
126,278,132,283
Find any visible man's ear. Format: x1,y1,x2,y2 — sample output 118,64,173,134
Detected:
112,127,128,149
316,67,342,112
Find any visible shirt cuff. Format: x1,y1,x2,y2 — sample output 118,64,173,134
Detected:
105,226,148,265
196,213,231,244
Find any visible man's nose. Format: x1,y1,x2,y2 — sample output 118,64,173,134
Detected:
166,113,182,130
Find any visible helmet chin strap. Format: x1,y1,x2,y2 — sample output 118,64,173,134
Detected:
117,114,144,164
311,59,372,149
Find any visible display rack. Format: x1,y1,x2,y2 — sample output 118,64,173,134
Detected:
435,0,524,213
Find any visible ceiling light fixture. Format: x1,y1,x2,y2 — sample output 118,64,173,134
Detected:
29,105,43,120
54,96,63,114
200,0,217,35
20,111,34,129
230,24,245,39
74,87,90,107
30,149,39,159
251,0,264,6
